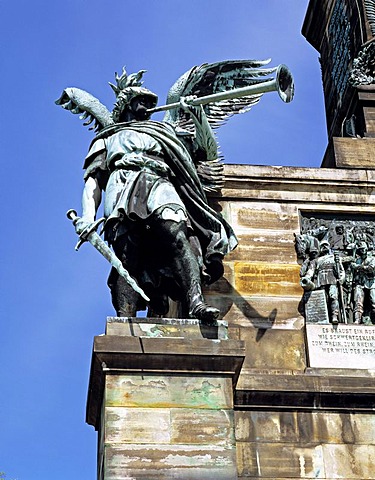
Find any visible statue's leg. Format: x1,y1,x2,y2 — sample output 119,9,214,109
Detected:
353,285,364,324
153,215,219,323
108,233,140,317
328,285,339,324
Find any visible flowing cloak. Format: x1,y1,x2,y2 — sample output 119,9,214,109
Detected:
85,120,238,285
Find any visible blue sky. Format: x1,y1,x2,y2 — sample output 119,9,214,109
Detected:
0,1,326,478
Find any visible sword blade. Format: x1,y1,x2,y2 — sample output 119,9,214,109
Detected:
66,210,150,302
87,230,150,302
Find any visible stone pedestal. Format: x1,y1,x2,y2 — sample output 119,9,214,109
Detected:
86,317,245,480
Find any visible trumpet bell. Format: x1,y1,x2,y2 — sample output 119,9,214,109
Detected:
276,64,295,103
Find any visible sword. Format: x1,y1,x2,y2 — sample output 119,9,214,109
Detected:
334,250,347,324
66,209,150,302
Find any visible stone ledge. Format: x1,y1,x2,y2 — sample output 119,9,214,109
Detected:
235,389,375,412
237,371,375,393
235,370,375,411
87,335,245,429
105,316,228,340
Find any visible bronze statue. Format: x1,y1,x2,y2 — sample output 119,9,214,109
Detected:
352,241,375,324
57,61,294,321
301,240,345,324
296,215,375,324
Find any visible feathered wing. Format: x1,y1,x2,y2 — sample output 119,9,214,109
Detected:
163,60,278,191
163,59,277,132
55,87,114,132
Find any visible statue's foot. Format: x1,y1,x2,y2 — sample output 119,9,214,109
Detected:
191,302,220,324
331,315,339,325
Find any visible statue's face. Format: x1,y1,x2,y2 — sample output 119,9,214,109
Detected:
130,95,154,120
336,225,344,234
321,244,330,255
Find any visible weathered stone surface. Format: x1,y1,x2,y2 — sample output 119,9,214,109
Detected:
235,411,375,446
87,335,245,428
306,324,375,369
236,442,325,478
203,293,303,329
105,375,233,409
236,370,375,395
104,407,171,444
238,327,306,371
234,262,301,296
105,317,228,340
221,164,375,205
224,232,297,263
229,201,299,232
170,408,234,446
103,444,238,480
322,444,375,479
330,137,375,169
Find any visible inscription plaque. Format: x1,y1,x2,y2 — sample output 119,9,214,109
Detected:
305,290,330,324
306,324,375,369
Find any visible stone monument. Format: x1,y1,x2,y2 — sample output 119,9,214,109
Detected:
56,2,375,478
57,60,294,479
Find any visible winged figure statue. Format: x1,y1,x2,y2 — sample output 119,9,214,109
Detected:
57,60,294,322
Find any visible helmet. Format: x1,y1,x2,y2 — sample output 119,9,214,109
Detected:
109,68,158,122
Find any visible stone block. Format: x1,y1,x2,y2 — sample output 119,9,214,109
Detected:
323,444,375,479
234,261,301,296
221,164,372,206
235,411,301,444
105,317,228,340
105,375,233,409
228,201,299,232
331,137,375,169
104,407,171,444
170,408,234,446
203,293,303,329
234,410,375,447
238,327,306,370
349,413,375,445
236,442,325,478
103,444,238,480
225,232,297,263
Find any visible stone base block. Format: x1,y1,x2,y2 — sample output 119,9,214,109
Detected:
103,444,238,480
106,316,228,340
87,317,245,480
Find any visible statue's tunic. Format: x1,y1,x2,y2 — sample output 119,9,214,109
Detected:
85,128,186,224
84,120,237,285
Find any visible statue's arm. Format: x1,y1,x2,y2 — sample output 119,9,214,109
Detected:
75,175,102,235
82,176,102,220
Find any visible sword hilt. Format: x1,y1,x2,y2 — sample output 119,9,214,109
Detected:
66,209,105,251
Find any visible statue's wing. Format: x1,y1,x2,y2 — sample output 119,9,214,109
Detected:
163,59,277,132
55,87,114,132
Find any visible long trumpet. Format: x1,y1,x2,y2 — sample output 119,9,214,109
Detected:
147,64,294,114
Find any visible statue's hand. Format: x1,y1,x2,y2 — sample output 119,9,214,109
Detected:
180,95,198,113
75,217,94,236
